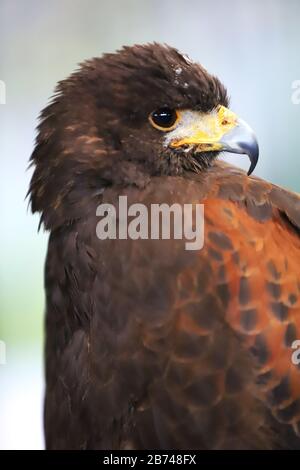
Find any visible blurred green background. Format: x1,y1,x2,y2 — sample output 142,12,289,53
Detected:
0,0,299,449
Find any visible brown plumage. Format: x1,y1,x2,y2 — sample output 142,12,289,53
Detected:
28,43,300,449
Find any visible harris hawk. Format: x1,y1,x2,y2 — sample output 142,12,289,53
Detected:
28,43,300,450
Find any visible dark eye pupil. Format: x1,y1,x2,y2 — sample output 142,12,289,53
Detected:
151,107,177,128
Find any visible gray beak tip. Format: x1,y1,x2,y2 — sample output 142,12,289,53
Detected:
246,145,259,176
220,118,259,176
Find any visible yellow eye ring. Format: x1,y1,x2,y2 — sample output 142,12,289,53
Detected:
149,107,179,131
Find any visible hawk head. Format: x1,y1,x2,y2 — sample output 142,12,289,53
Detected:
29,43,258,228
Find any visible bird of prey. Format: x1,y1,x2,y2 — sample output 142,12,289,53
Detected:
29,43,300,450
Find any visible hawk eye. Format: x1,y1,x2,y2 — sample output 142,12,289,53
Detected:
149,107,179,131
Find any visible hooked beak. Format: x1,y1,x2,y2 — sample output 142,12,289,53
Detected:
166,106,259,175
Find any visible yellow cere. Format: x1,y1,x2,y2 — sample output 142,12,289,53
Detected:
164,105,238,149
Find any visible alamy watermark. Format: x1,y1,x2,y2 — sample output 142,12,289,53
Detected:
291,80,300,104
96,196,204,250
0,80,6,104
0,340,6,365
291,339,300,365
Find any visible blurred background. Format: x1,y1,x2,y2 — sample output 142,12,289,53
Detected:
0,0,299,450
